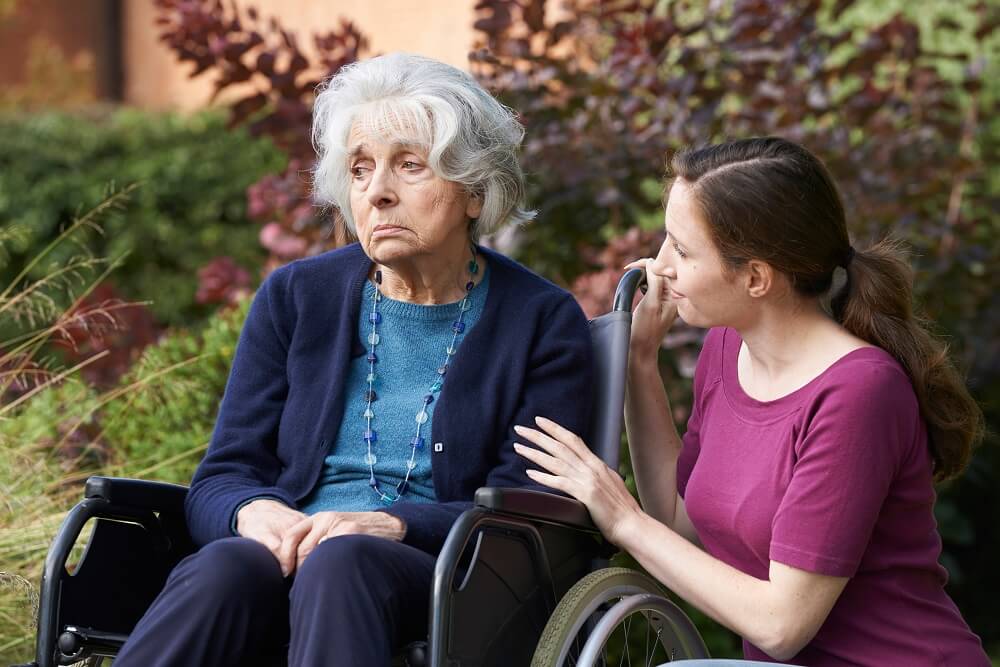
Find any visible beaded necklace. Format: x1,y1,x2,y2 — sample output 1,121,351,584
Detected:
362,246,480,504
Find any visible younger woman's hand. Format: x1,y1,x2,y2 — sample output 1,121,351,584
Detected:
623,258,679,360
513,417,643,547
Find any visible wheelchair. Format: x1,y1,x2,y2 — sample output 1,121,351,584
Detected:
12,269,713,667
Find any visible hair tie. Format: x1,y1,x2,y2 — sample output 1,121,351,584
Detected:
843,246,856,268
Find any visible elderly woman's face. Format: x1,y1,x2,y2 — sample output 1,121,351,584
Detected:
347,124,481,264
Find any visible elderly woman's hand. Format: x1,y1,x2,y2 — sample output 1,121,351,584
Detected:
236,499,307,576
283,511,407,572
513,417,644,547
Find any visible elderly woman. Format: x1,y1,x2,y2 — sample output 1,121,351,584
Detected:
113,53,593,667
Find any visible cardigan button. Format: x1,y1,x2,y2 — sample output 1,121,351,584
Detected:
433,442,444,452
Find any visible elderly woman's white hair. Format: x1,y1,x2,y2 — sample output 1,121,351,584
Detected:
311,52,535,239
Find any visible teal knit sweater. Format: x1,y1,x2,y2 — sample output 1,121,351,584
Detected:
300,266,489,513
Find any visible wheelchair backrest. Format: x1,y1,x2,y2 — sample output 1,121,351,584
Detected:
585,268,645,472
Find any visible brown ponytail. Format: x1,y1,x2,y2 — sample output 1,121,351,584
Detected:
830,239,984,481
671,137,984,482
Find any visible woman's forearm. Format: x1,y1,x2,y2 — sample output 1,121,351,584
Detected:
620,513,817,661
624,352,684,528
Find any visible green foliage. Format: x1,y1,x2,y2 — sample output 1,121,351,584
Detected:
100,297,250,484
0,297,249,662
0,192,126,660
0,195,250,660
0,421,86,661
0,109,285,327
152,0,366,263
0,378,101,466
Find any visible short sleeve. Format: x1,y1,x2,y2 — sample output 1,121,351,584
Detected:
769,360,920,577
676,396,702,499
677,328,725,498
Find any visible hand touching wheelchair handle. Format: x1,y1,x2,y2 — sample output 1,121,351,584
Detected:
613,267,647,311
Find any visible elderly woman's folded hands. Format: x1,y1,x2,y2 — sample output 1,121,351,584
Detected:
235,499,306,575
282,511,406,573
237,499,406,576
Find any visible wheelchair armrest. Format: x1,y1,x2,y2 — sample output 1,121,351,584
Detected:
474,487,597,531
84,476,189,515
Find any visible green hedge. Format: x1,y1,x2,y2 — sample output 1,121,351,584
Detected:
100,297,250,484
0,109,285,327
0,296,249,663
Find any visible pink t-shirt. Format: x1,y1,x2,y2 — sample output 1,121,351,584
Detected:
677,328,988,666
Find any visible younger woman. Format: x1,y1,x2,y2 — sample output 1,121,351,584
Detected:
514,137,988,665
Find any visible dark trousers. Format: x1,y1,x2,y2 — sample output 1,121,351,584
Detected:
113,534,437,667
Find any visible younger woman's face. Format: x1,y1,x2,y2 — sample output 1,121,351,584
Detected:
650,179,753,328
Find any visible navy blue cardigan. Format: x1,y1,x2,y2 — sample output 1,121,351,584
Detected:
185,242,595,555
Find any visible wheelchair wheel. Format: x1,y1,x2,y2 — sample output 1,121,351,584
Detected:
531,567,710,667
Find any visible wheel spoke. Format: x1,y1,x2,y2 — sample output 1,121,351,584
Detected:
531,568,706,667
645,625,664,667
644,612,650,667
620,613,632,667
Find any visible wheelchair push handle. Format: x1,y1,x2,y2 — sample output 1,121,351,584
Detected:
612,268,647,312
